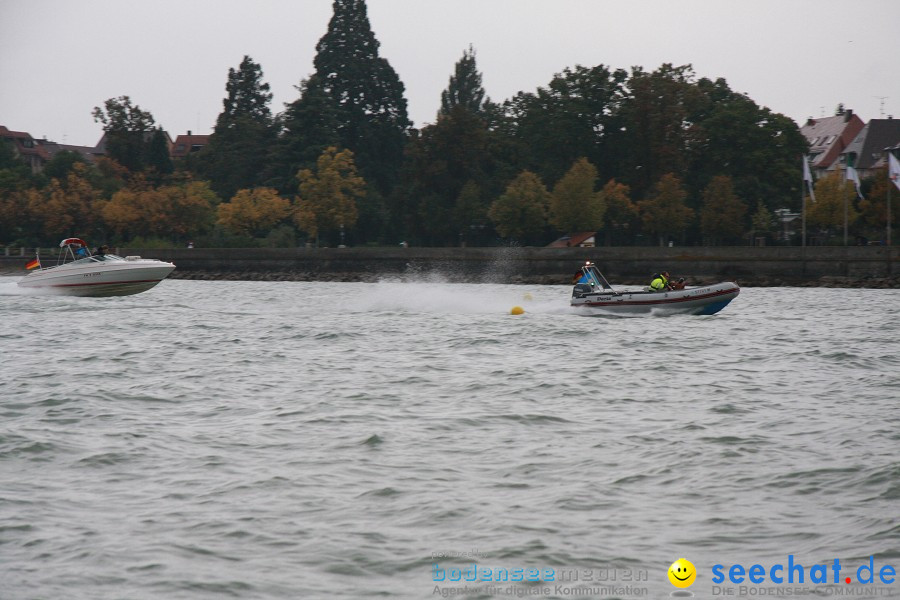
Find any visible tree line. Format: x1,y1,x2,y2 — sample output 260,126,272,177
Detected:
2,0,895,249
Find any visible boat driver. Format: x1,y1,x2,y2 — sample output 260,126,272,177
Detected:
649,271,672,292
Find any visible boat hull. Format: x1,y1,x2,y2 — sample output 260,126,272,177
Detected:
571,281,740,316
18,260,176,297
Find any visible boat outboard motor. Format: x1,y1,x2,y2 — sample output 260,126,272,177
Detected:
573,283,593,297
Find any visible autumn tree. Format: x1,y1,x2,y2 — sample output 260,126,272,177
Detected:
217,188,291,238
599,179,637,246
488,170,549,242
808,172,858,235
27,163,101,240
440,45,486,117
549,158,605,234
638,173,694,246
857,168,899,237
102,180,217,241
699,175,747,245
294,147,365,245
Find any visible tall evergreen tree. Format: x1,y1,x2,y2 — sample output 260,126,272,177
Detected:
440,45,486,117
309,0,411,195
197,55,276,200
218,55,273,129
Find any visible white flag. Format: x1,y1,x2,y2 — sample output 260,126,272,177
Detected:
889,153,900,192
846,166,864,199
803,156,816,202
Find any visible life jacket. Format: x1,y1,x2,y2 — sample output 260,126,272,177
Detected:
650,273,668,291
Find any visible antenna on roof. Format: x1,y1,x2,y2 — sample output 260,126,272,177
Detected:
874,96,889,118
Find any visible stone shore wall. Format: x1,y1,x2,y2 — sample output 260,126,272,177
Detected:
2,246,898,288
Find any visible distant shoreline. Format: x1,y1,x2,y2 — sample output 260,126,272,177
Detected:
4,246,895,288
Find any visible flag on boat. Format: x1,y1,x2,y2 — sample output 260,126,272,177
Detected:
889,153,900,192
846,166,864,199
25,257,40,270
803,156,816,202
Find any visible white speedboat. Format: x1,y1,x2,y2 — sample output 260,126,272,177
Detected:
570,262,739,316
18,238,176,297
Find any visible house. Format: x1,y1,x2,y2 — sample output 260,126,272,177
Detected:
800,109,865,175
547,232,597,248
0,125,51,173
170,131,210,160
839,118,900,178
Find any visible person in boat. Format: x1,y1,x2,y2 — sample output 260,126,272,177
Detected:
649,271,672,292
94,244,109,259
75,244,89,258
671,277,686,290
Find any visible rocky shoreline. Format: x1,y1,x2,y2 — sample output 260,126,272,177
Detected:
166,270,900,289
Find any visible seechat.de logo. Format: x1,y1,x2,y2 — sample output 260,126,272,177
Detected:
668,558,697,588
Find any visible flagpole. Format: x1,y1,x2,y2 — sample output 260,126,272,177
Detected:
802,157,807,248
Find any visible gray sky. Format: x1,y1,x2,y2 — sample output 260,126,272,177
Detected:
2,0,899,146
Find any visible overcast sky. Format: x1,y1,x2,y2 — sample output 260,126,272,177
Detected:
2,0,899,146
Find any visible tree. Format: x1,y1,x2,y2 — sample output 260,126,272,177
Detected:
102,180,217,241
268,76,341,194
612,64,704,200
808,172,858,235
28,163,101,239
219,55,273,126
549,158,605,234
638,173,694,245
309,0,411,195
599,179,637,246
440,45,486,117
699,175,747,245
857,168,899,237
197,56,277,200
488,170,549,242
454,180,487,246
294,146,366,245
501,64,627,185
217,188,291,238
92,96,157,172
396,106,495,245
750,201,776,242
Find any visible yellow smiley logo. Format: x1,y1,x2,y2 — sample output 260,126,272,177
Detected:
668,558,697,588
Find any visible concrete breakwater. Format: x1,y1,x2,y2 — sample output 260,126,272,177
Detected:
2,246,898,287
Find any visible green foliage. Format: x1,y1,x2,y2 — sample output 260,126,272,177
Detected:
599,179,637,245
549,158,605,234
751,201,776,236
92,96,157,172
219,55,273,127
488,170,549,242
501,65,628,185
638,173,694,245
700,175,747,244
440,45,486,117
309,0,410,196
197,55,277,200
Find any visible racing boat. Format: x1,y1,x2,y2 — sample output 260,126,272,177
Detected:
18,238,176,297
570,262,739,316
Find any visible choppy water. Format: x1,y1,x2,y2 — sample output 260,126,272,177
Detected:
1,276,898,600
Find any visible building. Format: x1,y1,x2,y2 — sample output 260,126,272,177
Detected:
0,125,51,173
839,118,900,178
170,131,210,160
800,110,865,175
547,232,597,248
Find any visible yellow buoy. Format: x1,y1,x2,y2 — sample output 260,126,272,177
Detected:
510,306,525,315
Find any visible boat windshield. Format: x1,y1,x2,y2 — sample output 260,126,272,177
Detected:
583,264,614,291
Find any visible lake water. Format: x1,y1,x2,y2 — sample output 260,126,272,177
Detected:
1,277,898,600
